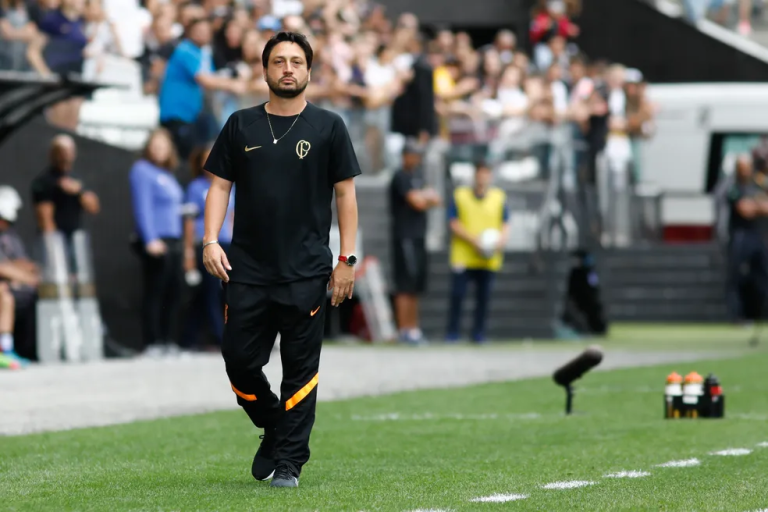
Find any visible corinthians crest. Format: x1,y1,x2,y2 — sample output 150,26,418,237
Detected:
296,140,311,159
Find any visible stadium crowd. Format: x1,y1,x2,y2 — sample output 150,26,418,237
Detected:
0,0,658,365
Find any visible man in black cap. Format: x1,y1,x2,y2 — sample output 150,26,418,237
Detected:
388,139,441,344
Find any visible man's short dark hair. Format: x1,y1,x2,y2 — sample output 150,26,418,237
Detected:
475,160,491,172
262,31,314,69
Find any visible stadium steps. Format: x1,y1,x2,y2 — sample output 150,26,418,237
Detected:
419,251,571,340
599,243,729,322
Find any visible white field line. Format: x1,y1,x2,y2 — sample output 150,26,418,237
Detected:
541,481,596,490
470,494,529,503
604,471,651,478
656,458,701,468
731,413,768,421
350,412,541,421
757,442,768,447
710,448,752,456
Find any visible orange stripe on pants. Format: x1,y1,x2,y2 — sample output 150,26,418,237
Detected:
285,373,319,411
231,383,257,402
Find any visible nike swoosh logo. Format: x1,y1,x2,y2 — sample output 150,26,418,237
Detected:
310,306,321,317
244,146,261,152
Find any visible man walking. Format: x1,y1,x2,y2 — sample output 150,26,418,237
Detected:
388,139,441,344
202,31,361,488
446,162,510,343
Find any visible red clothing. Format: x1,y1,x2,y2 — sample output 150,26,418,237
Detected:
530,13,575,44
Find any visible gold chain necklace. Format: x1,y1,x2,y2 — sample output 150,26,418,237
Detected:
266,111,301,145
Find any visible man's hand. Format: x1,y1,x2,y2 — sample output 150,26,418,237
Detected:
471,237,486,256
229,79,247,95
202,243,232,282
328,262,354,306
58,177,83,195
80,190,100,214
423,188,442,206
145,239,167,257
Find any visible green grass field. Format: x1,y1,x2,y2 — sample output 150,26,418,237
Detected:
3,343,768,511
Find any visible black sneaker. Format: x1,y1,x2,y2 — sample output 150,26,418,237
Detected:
270,465,299,488
251,428,277,481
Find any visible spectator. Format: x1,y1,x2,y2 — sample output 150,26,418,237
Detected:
479,29,516,67
158,16,244,161
181,144,233,351
446,162,510,343
0,0,37,71
534,34,570,76
529,0,580,46
129,128,184,357
530,0,579,79
30,135,100,276
390,29,436,146
488,64,528,160
82,0,124,79
212,16,243,72
625,72,655,181
27,0,88,130
0,185,39,366
547,62,569,122
389,139,441,345
137,9,176,95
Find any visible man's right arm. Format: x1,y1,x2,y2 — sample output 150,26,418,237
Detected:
176,46,244,95
0,261,39,287
396,174,438,212
203,177,232,245
34,202,56,232
31,177,56,232
202,115,237,281
447,196,480,248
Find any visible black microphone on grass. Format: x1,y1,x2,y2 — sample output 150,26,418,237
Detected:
553,346,604,415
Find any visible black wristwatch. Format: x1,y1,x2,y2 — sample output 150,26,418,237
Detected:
338,255,357,266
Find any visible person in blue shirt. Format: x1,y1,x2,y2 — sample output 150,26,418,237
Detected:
129,128,185,357
158,16,244,160
181,144,234,350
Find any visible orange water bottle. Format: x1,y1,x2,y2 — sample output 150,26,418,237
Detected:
664,372,683,419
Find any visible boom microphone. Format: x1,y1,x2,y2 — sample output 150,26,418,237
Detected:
553,346,604,415
553,346,604,387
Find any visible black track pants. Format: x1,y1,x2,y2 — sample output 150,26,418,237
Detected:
222,277,327,476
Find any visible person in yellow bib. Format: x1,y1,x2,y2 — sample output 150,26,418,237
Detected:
446,162,510,343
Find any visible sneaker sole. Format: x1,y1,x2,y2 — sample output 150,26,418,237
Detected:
270,478,298,488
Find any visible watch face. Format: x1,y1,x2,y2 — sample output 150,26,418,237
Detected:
348,255,358,265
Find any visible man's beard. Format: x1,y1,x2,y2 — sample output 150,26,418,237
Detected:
266,75,309,98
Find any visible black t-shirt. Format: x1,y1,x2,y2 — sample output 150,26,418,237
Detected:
205,102,362,285
30,168,84,235
389,168,427,240
728,182,761,233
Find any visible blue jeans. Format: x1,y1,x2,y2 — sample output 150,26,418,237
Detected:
447,269,496,341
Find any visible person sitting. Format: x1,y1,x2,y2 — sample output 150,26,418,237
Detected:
0,185,40,366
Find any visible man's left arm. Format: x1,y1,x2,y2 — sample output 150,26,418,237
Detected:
79,188,100,214
329,115,362,307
